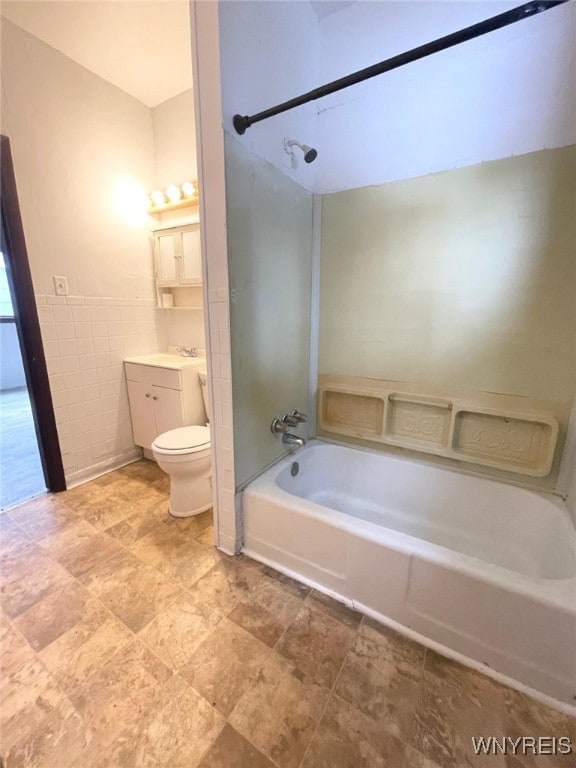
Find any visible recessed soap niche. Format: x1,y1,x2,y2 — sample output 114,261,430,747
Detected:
319,379,559,477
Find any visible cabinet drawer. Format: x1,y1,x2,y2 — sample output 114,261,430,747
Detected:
124,363,182,390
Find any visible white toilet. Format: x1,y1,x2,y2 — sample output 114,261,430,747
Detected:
151,370,212,517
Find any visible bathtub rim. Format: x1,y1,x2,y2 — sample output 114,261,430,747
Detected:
244,439,576,612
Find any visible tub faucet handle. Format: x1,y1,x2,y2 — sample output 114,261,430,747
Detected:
281,413,298,427
271,418,288,435
291,410,307,423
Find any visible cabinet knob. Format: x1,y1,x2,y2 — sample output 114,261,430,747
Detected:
145,393,151,398
152,396,158,400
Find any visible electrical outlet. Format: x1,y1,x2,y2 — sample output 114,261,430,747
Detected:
53,275,68,296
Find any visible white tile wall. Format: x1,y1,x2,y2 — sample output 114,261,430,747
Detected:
36,293,166,486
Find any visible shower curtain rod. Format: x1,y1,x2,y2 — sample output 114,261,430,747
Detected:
233,0,568,135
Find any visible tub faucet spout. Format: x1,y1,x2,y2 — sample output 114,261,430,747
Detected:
282,433,306,447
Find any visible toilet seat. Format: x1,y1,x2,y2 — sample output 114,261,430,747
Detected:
152,425,211,455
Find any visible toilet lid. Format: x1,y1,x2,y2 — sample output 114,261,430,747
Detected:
153,425,210,451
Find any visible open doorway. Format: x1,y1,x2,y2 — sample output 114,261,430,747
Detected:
0,135,66,507
0,249,46,508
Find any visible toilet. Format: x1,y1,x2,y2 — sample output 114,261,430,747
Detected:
151,370,212,517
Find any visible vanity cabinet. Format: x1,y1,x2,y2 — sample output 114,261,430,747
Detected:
153,224,202,287
125,357,206,450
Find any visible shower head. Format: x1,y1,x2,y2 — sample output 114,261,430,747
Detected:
284,139,318,167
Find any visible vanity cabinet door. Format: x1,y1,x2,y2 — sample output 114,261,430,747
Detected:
152,385,185,436
180,227,202,285
126,380,157,449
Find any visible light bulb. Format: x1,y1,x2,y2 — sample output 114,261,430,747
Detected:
181,181,195,197
166,185,182,203
150,190,166,207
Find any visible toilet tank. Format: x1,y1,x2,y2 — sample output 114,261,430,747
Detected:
198,370,210,421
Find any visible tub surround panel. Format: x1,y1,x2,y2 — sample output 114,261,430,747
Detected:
319,147,576,406
225,136,313,488
36,293,166,485
318,374,568,488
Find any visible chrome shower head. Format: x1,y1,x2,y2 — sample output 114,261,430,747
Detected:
284,139,318,166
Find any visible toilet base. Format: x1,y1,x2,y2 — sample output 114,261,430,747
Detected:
170,500,212,518
168,474,212,518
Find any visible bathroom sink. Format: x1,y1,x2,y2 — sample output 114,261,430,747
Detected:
124,353,206,370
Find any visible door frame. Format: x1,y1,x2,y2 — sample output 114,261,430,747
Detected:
1,134,66,492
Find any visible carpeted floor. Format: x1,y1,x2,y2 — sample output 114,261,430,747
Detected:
0,387,46,510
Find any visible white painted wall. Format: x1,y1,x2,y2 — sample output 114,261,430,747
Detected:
216,1,575,194
1,19,157,300
1,20,166,483
152,89,197,188
218,0,320,191
316,0,576,192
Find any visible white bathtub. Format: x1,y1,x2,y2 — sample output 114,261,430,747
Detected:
243,440,576,707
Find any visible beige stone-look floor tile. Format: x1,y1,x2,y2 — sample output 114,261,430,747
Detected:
14,581,96,651
404,745,444,768
198,723,276,768
410,670,506,768
39,601,133,697
228,572,308,647
79,549,184,632
138,593,222,670
424,649,509,708
79,496,138,532
229,653,329,768
106,513,164,548
192,558,264,615
69,639,172,746
180,618,270,716
130,519,206,566
0,657,74,754
262,566,312,599
502,687,576,767
0,513,31,556
158,546,224,591
60,483,108,512
276,604,356,687
301,694,407,768
1,545,74,618
39,519,122,577
100,675,225,768
161,507,213,536
305,589,363,629
195,524,216,547
6,496,78,541
334,619,425,738
5,706,97,768
0,619,36,679
79,549,150,596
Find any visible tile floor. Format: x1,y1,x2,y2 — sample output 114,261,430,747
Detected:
1,460,575,768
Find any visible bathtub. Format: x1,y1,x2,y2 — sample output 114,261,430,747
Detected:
243,440,576,707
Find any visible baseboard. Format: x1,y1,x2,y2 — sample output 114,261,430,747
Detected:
64,448,143,488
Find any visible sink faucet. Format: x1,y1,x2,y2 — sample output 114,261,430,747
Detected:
178,346,197,357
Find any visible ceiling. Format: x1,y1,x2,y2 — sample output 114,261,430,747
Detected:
0,1,193,107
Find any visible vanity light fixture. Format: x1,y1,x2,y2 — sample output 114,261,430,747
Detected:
147,181,199,216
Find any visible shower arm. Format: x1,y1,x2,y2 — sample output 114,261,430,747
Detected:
233,0,568,135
